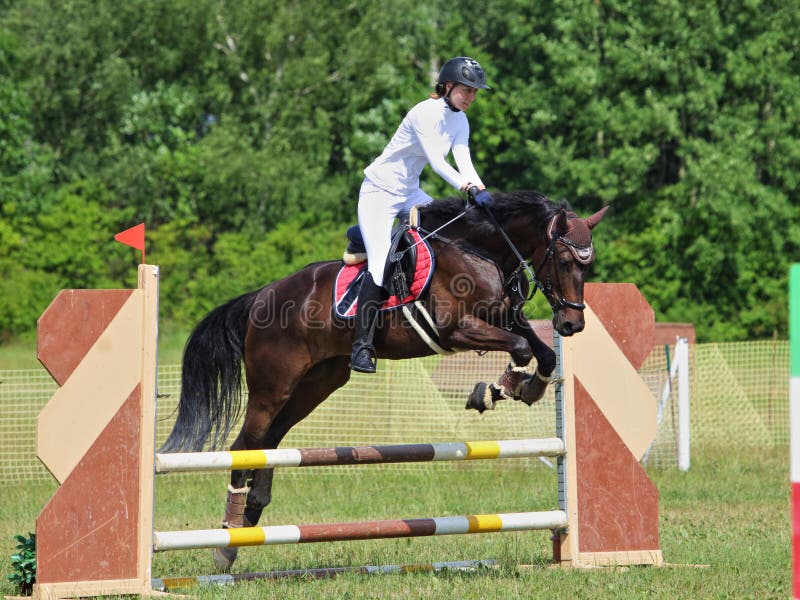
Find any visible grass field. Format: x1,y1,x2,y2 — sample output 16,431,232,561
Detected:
0,445,790,599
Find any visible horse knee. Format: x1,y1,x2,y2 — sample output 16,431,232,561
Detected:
510,340,533,367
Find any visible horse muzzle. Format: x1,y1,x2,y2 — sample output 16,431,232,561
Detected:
553,308,585,337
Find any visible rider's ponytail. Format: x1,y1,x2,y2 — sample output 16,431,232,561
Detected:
430,82,446,99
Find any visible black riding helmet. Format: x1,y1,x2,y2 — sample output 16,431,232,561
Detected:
436,57,492,96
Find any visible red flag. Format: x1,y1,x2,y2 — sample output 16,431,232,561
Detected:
114,223,146,264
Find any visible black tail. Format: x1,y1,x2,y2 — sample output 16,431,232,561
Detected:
159,291,258,453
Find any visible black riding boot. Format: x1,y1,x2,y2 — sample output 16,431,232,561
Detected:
350,272,384,373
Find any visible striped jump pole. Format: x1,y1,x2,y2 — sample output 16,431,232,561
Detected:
155,438,565,473
152,559,497,592
791,264,800,600
153,510,568,552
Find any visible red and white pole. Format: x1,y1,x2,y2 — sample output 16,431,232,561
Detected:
791,265,800,599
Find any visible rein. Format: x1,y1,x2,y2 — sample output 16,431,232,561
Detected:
412,210,468,248
480,207,539,298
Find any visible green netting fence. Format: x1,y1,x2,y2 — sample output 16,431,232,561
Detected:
0,340,789,483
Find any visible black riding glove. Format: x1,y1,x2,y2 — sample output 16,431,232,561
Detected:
467,186,493,208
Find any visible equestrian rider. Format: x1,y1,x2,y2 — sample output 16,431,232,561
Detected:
350,56,494,373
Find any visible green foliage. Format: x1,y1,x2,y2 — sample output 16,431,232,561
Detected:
7,533,35,595
151,216,346,329
0,0,798,342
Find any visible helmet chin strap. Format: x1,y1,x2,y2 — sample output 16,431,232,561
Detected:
443,85,461,112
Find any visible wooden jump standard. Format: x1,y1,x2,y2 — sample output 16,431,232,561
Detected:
30,265,663,599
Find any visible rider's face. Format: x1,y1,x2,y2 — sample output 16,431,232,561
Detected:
446,83,479,111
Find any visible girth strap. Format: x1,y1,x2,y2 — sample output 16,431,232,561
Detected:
401,301,455,355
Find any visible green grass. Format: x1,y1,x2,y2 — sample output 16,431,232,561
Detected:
0,446,790,599
0,334,39,370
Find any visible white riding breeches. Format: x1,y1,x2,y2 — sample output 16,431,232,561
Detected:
358,178,433,287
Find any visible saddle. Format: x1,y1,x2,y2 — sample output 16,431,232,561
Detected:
334,225,434,319
343,205,422,268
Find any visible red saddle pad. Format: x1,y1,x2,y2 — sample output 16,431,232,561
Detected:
333,229,434,319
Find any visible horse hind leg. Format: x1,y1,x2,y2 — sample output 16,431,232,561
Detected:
212,429,260,572
212,397,288,572
244,356,351,523
212,371,295,572
212,357,351,572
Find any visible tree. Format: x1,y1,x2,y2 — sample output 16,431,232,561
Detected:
1,0,797,340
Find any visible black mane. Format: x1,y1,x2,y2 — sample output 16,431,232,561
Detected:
419,190,567,235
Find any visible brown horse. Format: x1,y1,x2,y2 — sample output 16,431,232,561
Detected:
159,190,607,570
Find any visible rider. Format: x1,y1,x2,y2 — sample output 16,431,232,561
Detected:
350,56,494,373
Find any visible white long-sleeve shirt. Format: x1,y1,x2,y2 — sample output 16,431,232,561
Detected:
364,97,484,195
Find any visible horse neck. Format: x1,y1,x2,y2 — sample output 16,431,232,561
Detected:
457,216,546,276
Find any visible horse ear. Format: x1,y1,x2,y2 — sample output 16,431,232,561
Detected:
554,208,570,234
586,205,609,230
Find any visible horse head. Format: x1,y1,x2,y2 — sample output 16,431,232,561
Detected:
535,205,608,336
416,192,608,339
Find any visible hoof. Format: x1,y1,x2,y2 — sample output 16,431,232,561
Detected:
518,375,548,406
212,546,239,572
466,382,502,413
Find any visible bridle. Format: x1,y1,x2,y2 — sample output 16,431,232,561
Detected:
483,208,590,313
531,232,587,311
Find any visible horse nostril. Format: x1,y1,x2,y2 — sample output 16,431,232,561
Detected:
558,318,585,337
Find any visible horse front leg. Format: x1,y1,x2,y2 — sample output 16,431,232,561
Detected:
514,322,557,406
488,318,558,408
439,315,534,413
486,357,554,408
